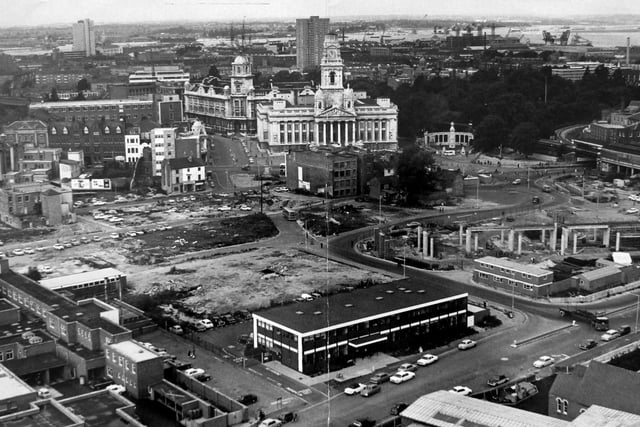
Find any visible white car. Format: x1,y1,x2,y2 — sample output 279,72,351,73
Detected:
218,205,232,211
106,384,126,394
184,368,205,377
417,354,439,366
110,232,120,239
53,244,65,251
198,319,214,329
449,386,472,396
93,200,106,206
109,217,124,223
626,208,639,214
458,339,477,350
258,418,282,427
40,265,53,274
601,329,621,341
23,247,35,254
37,387,52,398
239,205,252,211
12,249,24,256
390,371,415,384
533,355,555,368
344,383,366,395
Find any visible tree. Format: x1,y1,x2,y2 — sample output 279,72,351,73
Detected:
77,77,90,92
49,87,59,102
396,145,436,204
25,267,42,281
509,122,539,156
472,115,508,153
207,65,220,78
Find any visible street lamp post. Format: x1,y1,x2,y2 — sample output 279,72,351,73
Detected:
402,236,408,278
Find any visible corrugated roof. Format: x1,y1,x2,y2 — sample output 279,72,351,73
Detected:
402,390,568,427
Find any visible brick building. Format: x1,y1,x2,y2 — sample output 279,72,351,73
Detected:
473,256,554,298
105,341,163,399
47,120,126,165
161,157,206,194
285,148,360,198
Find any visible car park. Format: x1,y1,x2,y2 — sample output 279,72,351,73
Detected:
487,374,509,387
449,386,472,396
238,393,258,405
106,384,126,394
397,363,417,372
390,371,415,384
389,402,408,415
457,339,477,350
601,329,621,341
361,383,381,397
416,354,438,366
578,339,598,350
533,355,555,368
344,383,366,396
369,372,391,384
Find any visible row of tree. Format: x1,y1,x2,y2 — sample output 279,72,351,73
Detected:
352,64,640,155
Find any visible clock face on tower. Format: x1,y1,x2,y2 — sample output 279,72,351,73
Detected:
328,49,336,59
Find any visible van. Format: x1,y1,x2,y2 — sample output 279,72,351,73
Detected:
618,325,631,336
361,383,381,397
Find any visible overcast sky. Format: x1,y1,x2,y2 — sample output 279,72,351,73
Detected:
3,0,640,27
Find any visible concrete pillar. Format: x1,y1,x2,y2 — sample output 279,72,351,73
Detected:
551,225,557,251
314,122,319,144
508,230,515,252
474,233,479,251
423,231,429,258
560,228,566,255
573,232,578,255
465,229,472,254
417,226,423,250
459,224,464,246
500,229,505,244
430,238,435,258
9,145,15,171
592,227,597,242
541,229,545,244
604,228,610,247
323,122,327,144
616,232,621,252
517,233,523,255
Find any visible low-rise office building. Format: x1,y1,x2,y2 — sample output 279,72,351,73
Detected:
473,256,554,298
106,341,163,399
285,148,360,198
161,157,206,194
252,278,468,375
38,268,126,301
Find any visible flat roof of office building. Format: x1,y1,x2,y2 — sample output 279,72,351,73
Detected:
109,341,159,363
39,268,125,290
0,364,35,401
254,278,466,334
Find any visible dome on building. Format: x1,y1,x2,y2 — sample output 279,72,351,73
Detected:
232,55,250,65
223,85,230,91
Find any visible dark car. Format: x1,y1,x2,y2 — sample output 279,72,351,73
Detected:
578,339,598,350
618,325,631,336
487,374,509,387
238,394,258,405
370,372,391,384
390,402,408,416
349,418,376,427
90,378,114,390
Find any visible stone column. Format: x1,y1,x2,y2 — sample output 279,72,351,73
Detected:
283,122,288,144
352,121,356,143
337,121,342,145
465,229,472,254
592,227,597,241
551,224,557,252
573,232,578,255
314,122,319,145
603,228,610,248
541,229,545,244
430,238,434,258
417,226,423,251
508,230,515,252
517,233,522,255
500,229,505,244
324,122,328,144
616,232,621,251
459,224,464,246
9,145,15,171
474,233,479,251
423,231,429,258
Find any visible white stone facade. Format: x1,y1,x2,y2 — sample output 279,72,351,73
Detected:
257,33,398,152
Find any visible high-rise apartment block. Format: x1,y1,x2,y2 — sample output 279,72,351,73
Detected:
72,19,96,57
296,16,330,70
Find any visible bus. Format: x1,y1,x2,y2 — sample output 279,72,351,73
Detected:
282,207,298,221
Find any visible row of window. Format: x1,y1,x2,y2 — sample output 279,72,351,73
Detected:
477,272,534,291
0,350,14,361
477,263,542,280
51,126,122,135
106,367,138,388
106,349,138,374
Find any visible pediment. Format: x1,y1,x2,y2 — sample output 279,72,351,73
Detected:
316,107,356,119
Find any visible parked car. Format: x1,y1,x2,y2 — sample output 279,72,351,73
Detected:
512,179,521,185
601,329,621,341
344,383,366,396
389,371,415,384
533,355,555,368
106,384,126,394
110,232,120,239
626,208,639,214
53,244,65,251
218,205,232,211
89,378,114,390
238,393,258,405
183,368,205,377
487,374,509,387
578,339,598,350
198,319,214,329
37,387,52,398
23,247,35,254
449,386,472,396
258,419,282,427
361,383,381,397
397,363,418,372
458,339,477,350
40,265,53,274
349,418,376,427
417,354,439,366
169,325,184,335
11,249,24,256
389,402,408,415
369,372,391,384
